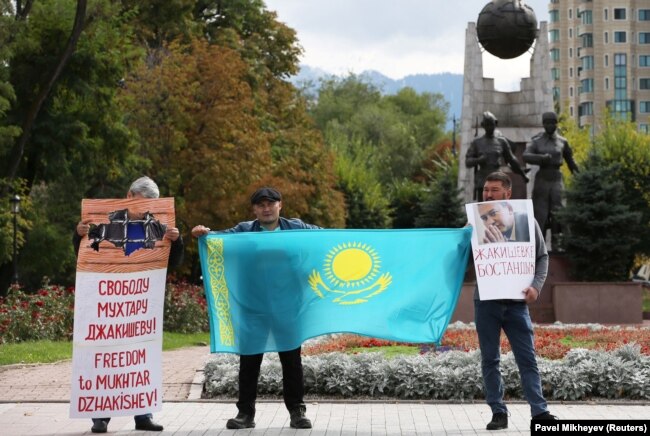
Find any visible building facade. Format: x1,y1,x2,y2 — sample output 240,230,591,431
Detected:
549,0,650,133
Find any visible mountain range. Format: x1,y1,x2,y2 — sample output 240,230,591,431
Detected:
289,65,463,130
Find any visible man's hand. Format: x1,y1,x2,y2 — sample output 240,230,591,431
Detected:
191,225,210,238
76,219,93,237
165,227,180,241
523,286,539,304
482,224,506,243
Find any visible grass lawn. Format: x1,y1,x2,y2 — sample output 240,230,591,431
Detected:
0,332,210,366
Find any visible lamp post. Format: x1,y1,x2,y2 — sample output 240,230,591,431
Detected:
10,194,20,285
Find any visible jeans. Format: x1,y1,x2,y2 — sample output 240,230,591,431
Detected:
237,346,305,416
92,413,152,425
474,300,548,417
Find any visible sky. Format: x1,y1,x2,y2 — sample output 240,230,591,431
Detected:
264,0,550,91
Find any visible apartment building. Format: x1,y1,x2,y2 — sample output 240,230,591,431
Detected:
548,0,650,132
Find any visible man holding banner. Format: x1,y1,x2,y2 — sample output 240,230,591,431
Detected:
191,187,317,430
472,172,557,430
73,176,183,433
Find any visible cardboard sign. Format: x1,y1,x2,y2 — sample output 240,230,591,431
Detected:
70,198,174,418
465,199,536,300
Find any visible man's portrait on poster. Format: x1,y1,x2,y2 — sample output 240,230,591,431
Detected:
475,201,530,245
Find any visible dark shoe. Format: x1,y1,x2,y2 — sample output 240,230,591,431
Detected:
91,419,108,433
533,411,559,420
135,417,164,431
486,412,508,430
289,408,312,429
226,412,255,429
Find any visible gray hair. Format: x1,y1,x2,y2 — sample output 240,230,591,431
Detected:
129,176,160,199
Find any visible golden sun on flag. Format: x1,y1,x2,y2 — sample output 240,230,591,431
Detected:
323,242,381,288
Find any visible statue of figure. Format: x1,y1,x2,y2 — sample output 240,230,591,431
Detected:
523,111,579,240
465,111,529,201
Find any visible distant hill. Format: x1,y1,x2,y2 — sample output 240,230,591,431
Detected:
289,65,463,130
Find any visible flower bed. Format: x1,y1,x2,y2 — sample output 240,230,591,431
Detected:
203,323,650,401
302,322,650,359
0,281,209,344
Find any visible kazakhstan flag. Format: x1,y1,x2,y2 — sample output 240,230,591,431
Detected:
198,228,471,354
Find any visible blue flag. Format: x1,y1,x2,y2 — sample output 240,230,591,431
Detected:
198,228,472,354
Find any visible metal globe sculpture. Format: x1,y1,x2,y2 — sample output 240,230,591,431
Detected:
477,0,538,59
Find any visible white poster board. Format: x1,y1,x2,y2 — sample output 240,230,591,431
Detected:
70,198,173,418
465,199,536,300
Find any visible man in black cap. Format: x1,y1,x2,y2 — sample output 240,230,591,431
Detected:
191,187,319,430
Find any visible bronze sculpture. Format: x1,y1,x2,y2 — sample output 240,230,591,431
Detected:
523,111,579,241
465,111,528,201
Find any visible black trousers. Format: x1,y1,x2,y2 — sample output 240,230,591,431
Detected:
236,346,305,416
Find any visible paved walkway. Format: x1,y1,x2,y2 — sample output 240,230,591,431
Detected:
0,346,648,435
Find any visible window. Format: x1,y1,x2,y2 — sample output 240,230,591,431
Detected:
570,107,574,116
614,8,626,20
605,78,609,90
570,48,573,58
604,9,608,20
551,68,560,80
605,55,609,66
551,49,560,61
570,67,574,77
569,9,572,19
640,10,650,21
640,55,650,67
640,124,649,134
640,33,650,44
550,29,560,42
615,54,627,66
615,77,627,89
605,32,609,43
579,102,594,116
581,79,594,93
582,33,593,47
570,87,574,97
640,102,650,113
582,56,594,70
615,31,626,43
553,87,560,100
640,79,650,90
570,28,573,38
581,10,593,24
550,10,559,22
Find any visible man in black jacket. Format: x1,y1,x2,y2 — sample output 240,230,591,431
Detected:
192,187,318,430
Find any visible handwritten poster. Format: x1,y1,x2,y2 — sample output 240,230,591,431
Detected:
465,199,536,300
70,198,174,418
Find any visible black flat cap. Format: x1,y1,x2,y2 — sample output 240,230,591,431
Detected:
250,187,282,205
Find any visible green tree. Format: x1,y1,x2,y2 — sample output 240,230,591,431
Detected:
0,0,144,290
415,152,465,229
556,152,641,281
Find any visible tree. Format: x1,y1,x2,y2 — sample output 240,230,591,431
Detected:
415,152,465,229
556,152,641,281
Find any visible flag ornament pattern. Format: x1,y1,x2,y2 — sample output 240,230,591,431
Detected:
198,228,472,354
206,238,234,346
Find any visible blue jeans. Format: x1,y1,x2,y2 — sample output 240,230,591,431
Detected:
474,300,548,417
92,413,152,425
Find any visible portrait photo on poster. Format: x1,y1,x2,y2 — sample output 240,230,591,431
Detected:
474,200,530,245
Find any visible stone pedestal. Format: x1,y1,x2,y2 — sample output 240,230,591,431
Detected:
553,282,644,324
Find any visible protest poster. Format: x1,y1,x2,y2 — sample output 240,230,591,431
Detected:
465,199,536,300
69,198,173,418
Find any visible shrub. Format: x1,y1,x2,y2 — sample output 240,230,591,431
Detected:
163,281,209,333
203,346,650,400
0,285,74,343
0,280,209,343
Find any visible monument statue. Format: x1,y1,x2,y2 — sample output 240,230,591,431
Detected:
523,111,579,241
465,111,529,201
477,0,538,59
